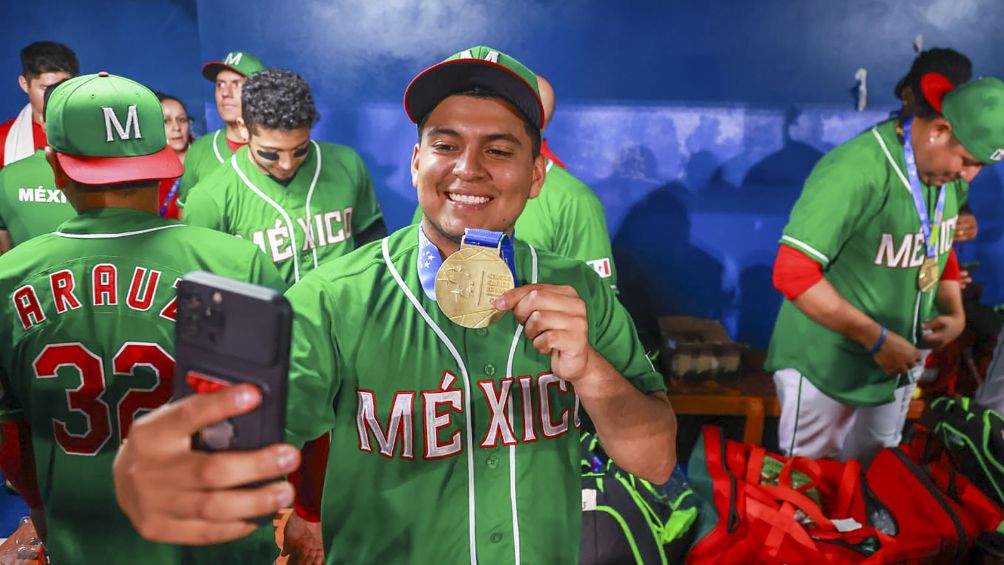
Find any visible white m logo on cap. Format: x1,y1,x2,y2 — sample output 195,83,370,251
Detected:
103,105,143,142
458,49,500,63
224,52,243,66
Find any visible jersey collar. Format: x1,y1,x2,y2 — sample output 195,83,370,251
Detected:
54,208,180,237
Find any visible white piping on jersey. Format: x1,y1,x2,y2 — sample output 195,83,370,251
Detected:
54,224,186,239
910,289,921,344
871,127,913,196
382,235,478,565
212,130,225,163
545,159,555,173
231,154,302,283
303,140,323,271
780,235,829,266
505,243,538,565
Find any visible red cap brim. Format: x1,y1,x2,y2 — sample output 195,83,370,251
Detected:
920,72,956,113
56,145,183,186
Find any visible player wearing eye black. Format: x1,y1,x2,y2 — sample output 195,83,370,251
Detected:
182,67,385,286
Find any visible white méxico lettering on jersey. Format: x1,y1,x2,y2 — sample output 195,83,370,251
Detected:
247,208,354,263
355,370,580,460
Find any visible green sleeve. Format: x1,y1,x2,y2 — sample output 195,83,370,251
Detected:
780,148,884,266
176,142,206,208
585,267,665,394
0,331,23,422
284,277,342,448
554,191,618,288
247,248,288,293
348,151,383,235
181,185,225,232
411,205,423,225
0,171,9,231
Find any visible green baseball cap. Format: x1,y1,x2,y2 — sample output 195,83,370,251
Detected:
202,50,265,81
404,45,543,129
45,72,182,185
941,77,1004,164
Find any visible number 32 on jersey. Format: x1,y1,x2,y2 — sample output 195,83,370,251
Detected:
33,342,174,456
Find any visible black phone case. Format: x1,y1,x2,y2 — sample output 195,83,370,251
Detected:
173,271,291,453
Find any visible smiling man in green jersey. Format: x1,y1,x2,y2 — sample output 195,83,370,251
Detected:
767,74,1004,464
176,50,264,207
0,72,285,564
113,46,678,565
412,74,618,289
182,67,385,285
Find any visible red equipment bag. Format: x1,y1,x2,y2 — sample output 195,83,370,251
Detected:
686,426,898,564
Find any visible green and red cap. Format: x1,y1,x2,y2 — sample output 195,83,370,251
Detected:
404,45,543,130
45,72,182,185
201,50,265,81
922,73,1004,164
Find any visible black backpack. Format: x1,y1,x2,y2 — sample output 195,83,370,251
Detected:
928,396,1004,507
579,432,698,565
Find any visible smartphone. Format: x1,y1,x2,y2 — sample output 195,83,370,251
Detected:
173,271,291,454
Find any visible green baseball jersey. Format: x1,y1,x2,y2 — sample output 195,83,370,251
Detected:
0,208,285,564
283,225,664,565
766,120,965,406
411,160,618,288
0,150,74,246
176,128,233,207
183,142,383,285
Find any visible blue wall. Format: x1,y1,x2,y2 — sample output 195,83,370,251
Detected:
190,0,1004,347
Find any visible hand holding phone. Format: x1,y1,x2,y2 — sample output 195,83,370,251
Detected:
174,271,291,452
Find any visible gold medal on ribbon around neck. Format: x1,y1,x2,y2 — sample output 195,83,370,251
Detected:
435,240,515,329
918,257,939,293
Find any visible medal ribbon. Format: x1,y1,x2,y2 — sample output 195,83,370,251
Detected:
417,226,518,301
903,118,948,260
159,177,181,217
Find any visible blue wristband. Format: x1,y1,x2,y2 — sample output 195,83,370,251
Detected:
866,326,887,354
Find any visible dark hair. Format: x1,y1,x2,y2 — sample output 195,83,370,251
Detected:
41,78,71,121
155,91,189,115
895,48,972,118
416,86,542,158
241,67,319,133
21,41,79,79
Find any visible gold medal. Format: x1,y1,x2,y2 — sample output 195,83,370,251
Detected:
918,257,939,293
435,243,515,329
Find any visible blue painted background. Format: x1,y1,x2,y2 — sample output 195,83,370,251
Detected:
2,0,1004,534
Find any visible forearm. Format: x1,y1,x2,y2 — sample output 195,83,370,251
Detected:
0,230,11,254
935,280,964,319
574,350,676,483
791,278,883,348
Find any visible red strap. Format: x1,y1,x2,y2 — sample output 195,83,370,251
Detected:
773,244,824,300
746,447,766,485
757,483,835,530
832,459,862,517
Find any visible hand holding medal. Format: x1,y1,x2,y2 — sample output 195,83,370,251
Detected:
494,284,593,383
